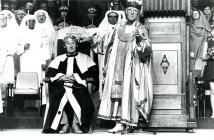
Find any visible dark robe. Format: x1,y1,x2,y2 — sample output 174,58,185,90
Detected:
57,40,99,90
43,53,96,133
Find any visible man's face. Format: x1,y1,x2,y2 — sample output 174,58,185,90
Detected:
204,7,211,15
126,7,139,22
65,39,77,54
36,12,46,23
107,13,118,25
0,15,7,28
28,19,36,29
60,11,68,18
16,10,26,21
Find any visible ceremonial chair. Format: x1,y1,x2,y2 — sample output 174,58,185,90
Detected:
7,72,43,117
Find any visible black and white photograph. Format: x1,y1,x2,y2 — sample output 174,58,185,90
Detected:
0,0,214,139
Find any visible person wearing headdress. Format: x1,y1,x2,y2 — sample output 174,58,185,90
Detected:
34,9,56,59
0,12,19,114
25,2,34,14
94,10,126,99
34,9,57,105
42,35,95,133
17,14,47,84
0,10,19,29
82,6,101,29
98,0,153,133
54,5,72,30
14,8,27,26
1,10,20,78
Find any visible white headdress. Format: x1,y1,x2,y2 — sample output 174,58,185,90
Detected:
98,10,126,37
34,10,55,32
0,10,19,30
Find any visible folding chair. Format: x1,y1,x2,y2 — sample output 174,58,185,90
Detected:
11,72,43,117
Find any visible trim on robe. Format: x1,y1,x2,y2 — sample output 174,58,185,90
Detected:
48,54,67,69
73,73,86,87
75,53,96,74
50,73,65,82
50,86,82,130
51,93,68,130
65,87,82,125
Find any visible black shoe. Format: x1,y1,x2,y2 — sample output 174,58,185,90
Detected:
42,128,58,134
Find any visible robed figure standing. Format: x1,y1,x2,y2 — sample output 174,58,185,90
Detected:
98,0,153,133
0,12,19,114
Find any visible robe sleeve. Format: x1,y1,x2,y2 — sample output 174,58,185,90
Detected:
136,25,152,62
45,57,65,82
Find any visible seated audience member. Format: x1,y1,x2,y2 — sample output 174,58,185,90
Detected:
203,6,213,25
43,36,96,134
202,27,214,118
2,2,10,11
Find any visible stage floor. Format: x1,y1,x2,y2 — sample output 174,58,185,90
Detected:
0,129,214,140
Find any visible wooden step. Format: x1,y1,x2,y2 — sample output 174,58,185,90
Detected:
197,118,214,128
145,114,188,128
0,117,43,129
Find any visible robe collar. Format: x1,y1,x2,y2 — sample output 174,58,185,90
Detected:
66,52,78,57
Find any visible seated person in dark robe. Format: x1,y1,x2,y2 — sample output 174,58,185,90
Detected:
43,36,96,133
57,36,99,91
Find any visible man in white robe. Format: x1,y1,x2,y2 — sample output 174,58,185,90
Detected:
98,0,153,133
95,10,126,99
0,13,19,114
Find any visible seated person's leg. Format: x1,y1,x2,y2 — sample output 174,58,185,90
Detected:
58,111,70,133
